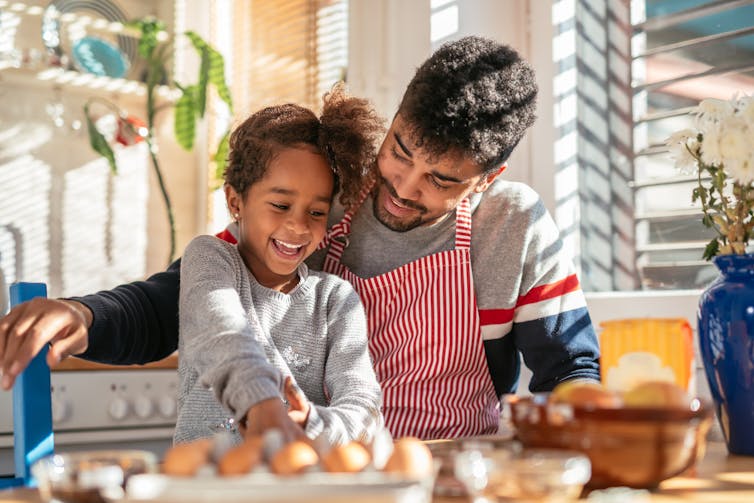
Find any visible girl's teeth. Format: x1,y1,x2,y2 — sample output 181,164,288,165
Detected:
275,240,302,252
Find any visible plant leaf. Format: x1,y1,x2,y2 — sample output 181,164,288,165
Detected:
185,31,233,109
128,18,166,59
702,239,719,261
174,86,196,150
214,128,231,181
196,46,209,118
84,105,117,173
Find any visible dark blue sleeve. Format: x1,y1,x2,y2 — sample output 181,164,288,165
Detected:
71,259,181,364
513,307,601,392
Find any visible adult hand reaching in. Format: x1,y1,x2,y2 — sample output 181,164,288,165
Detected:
0,298,92,390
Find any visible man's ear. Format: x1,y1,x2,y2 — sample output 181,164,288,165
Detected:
474,164,507,193
225,184,243,218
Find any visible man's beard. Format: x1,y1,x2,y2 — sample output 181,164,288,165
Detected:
371,177,429,232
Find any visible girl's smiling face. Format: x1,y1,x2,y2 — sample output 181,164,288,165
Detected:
226,146,334,292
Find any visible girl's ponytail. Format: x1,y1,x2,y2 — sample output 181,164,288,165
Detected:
318,82,385,209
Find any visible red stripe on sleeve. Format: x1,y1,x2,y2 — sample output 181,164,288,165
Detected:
479,308,515,326
215,229,237,244
516,274,580,307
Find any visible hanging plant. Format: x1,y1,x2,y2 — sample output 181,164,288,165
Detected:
83,17,233,264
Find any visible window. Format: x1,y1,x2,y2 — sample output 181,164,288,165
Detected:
631,0,754,290
208,0,348,232
230,0,348,115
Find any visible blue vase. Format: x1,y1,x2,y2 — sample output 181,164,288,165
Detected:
697,253,754,456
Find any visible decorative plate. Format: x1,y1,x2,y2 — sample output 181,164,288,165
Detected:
42,0,136,76
71,35,129,78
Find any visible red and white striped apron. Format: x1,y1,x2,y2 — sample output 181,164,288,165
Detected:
322,192,499,439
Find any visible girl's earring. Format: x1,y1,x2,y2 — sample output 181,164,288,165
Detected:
234,213,240,219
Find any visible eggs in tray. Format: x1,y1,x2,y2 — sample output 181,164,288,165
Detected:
162,432,434,480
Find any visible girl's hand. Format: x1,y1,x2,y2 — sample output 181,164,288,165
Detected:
284,376,311,427
243,396,307,443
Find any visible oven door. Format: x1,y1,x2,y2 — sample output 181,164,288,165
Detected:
0,358,178,478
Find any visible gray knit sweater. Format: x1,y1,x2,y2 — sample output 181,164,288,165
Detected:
174,235,382,445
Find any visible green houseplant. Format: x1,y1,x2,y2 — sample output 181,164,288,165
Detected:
84,18,233,264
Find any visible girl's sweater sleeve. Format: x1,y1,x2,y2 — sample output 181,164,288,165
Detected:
179,235,283,421
303,280,383,444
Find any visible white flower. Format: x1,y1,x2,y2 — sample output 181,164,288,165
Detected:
695,98,734,130
699,127,723,166
665,128,699,174
718,116,753,184
734,95,754,124
724,154,754,185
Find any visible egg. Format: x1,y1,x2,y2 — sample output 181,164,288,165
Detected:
382,437,433,478
322,442,371,473
550,380,622,408
269,440,320,475
623,380,691,409
162,438,213,476
218,436,264,476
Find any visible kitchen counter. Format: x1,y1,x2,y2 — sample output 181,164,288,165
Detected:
1,441,752,502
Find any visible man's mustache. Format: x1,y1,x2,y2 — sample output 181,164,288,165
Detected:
379,177,427,213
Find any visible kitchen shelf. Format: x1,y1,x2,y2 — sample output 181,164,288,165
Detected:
0,65,179,102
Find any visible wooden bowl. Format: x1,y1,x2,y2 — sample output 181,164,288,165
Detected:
504,394,713,489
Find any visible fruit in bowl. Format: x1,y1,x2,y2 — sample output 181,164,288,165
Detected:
505,380,713,489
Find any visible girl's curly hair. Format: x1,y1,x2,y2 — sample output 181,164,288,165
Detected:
398,36,538,174
224,83,385,209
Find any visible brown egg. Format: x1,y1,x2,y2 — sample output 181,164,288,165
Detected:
551,381,622,408
218,436,264,476
322,442,371,473
382,437,433,478
269,440,320,475
162,438,213,477
623,380,691,409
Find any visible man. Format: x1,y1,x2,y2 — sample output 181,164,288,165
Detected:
0,36,599,440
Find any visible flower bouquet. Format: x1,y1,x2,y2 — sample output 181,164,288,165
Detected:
665,95,754,259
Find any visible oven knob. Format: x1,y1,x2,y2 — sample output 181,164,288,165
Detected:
51,397,69,423
107,397,131,420
158,395,177,418
134,395,154,419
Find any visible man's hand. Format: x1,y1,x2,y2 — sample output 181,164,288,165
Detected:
0,298,92,390
284,376,311,427
243,397,307,443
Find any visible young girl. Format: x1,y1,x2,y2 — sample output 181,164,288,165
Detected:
174,84,386,446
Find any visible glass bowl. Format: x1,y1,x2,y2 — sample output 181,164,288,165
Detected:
454,446,591,502
31,450,158,503
504,394,714,489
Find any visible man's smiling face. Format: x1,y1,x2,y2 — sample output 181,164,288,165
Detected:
372,114,502,232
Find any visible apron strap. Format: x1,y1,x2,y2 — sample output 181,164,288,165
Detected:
454,197,472,251
318,182,374,251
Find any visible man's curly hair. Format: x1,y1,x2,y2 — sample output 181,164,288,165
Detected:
398,36,537,174
224,83,385,208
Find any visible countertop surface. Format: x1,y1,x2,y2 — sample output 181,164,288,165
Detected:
1,441,753,502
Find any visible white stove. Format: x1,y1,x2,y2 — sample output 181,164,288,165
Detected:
0,367,179,476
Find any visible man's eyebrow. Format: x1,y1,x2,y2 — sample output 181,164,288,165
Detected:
394,132,413,158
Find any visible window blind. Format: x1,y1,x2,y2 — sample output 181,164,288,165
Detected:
231,0,348,118
631,0,754,289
